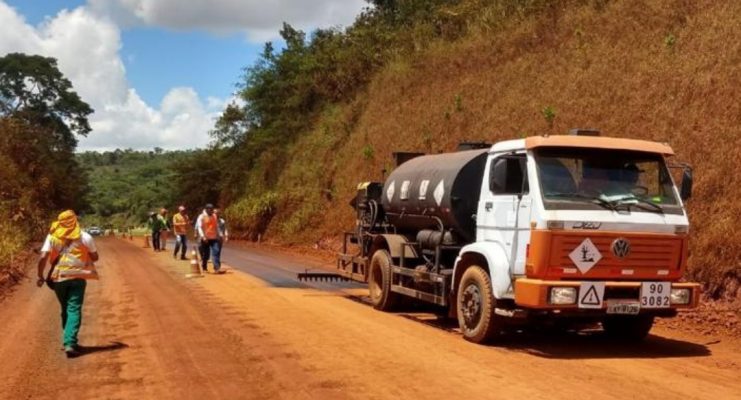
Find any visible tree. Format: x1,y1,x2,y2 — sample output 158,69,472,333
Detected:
0,53,93,223
368,0,397,11
210,102,248,147
0,53,93,151
171,149,222,210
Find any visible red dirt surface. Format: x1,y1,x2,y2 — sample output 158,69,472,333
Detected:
1,238,738,399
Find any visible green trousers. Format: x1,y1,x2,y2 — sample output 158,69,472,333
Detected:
53,279,87,348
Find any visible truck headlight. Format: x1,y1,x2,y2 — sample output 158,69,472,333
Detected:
549,287,577,305
670,288,691,305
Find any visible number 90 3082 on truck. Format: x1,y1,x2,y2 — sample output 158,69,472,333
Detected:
302,129,700,344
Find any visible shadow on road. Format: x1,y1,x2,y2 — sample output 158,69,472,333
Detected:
75,341,129,357
359,300,712,360
500,331,711,360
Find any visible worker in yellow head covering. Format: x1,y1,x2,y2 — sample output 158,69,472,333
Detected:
37,210,100,358
49,210,81,241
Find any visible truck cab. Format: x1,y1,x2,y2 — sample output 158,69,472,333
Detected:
455,133,699,342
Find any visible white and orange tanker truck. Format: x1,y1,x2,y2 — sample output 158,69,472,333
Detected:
309,129,700,343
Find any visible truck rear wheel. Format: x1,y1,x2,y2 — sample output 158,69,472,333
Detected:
456,266,501,343
368,249,399,311
602,315,654,341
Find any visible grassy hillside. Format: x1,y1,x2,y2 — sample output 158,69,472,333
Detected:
223,0,740,299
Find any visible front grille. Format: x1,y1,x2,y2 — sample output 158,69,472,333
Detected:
551,233,682,274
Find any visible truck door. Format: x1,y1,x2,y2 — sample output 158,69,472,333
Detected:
477,153,532,276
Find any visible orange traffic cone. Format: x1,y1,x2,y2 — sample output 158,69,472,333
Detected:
143,235,150,248
186,249,204,278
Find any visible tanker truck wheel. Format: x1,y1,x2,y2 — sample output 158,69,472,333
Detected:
457,266,501,343
368,249,399,311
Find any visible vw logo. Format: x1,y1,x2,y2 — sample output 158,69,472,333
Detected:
611,238,631,258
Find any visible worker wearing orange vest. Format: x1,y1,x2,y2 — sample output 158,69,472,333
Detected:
172,205,190,260
36,210,100,358
195,203,223,274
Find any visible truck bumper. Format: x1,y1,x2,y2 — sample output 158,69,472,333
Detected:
514,279,701,311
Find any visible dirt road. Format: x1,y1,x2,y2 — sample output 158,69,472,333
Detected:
0,238,738,400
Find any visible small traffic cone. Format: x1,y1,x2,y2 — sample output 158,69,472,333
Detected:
143,235,150,248
186,249,204,279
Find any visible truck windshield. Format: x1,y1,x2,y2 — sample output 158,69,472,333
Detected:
534,147,682,214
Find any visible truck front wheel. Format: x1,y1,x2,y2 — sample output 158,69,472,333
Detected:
602,315,654,341
456,266,501,343
368,249,399,311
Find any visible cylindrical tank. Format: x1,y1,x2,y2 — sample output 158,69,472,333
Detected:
381,149,488,243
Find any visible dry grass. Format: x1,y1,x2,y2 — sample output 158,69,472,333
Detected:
0,220,30,294
266,0,740,298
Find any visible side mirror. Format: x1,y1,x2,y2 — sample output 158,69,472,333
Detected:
489,159,508,193
680,166,693,201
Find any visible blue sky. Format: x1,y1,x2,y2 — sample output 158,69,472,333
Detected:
0,0,366,150
7,0,260,106
120,28,261,105
7,0,86,23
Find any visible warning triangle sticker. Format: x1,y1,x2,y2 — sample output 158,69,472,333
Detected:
578,282,604,309
581,285,601,306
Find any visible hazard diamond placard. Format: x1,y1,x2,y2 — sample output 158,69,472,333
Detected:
569,238,602,274
578,282,605,309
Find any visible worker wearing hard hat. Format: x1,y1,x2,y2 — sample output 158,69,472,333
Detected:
195,204,224,274
159,208,170,251
151,208,169,252
214,208,229,244
172,205,190,260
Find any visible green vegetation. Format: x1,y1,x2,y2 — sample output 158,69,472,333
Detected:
362,144,375,160
226,192,279,241
0,53,92,285
664,33,676,49
76,149,199,228
200,0,579,242
542,106,557,130
0,53,92,220
454,94,463,113
207,0,487,238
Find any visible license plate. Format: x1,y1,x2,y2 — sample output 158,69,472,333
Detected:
640,281,671,308
606,301,640,315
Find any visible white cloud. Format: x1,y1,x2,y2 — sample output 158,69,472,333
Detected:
0,3,39,52
0,0,369,151
0,2,223,151
87,0,368,41
82,87,226,150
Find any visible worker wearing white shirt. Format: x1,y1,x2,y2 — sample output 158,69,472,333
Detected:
194,203,223,274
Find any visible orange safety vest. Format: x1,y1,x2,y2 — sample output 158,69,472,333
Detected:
172,213,189,235
48,236,98,282
201,214,219,240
